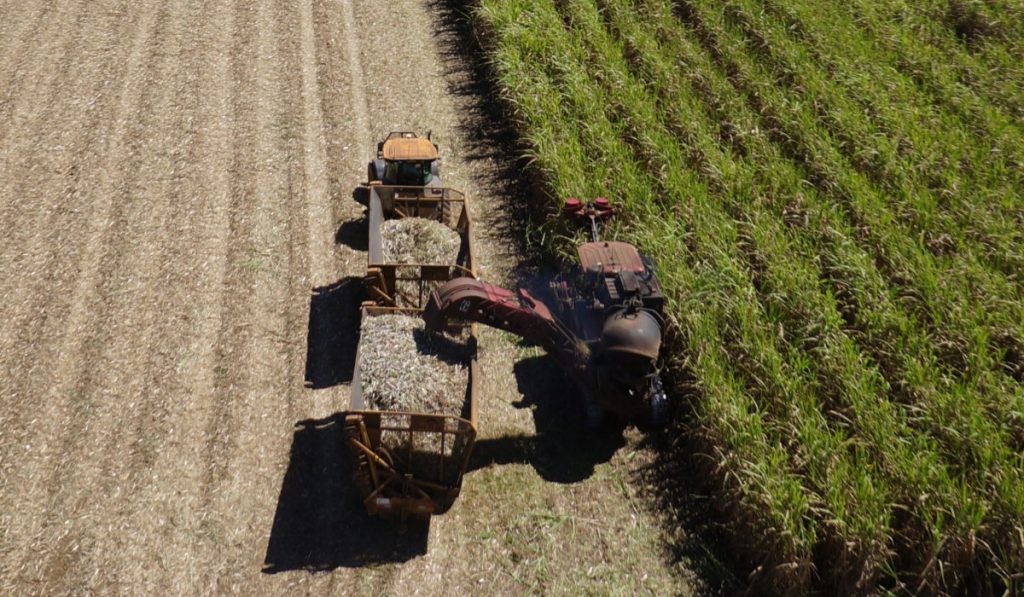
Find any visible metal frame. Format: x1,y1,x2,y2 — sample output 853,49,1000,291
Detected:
343,306,479,522
365,186,475,309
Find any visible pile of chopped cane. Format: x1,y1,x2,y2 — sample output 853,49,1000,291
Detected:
358,313,471,416
380,217,460,265
379,218,462,308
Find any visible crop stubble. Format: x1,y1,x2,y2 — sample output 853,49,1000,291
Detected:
0,0,689,595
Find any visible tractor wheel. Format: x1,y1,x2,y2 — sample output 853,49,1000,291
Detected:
367,161,377,183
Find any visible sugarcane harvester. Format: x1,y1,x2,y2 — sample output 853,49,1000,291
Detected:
424,198,669,427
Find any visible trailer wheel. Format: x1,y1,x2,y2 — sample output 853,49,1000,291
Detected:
437,198,452,227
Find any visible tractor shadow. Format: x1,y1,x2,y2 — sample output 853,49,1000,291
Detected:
263,413,429,573
304,277,364,389
468,355,626,484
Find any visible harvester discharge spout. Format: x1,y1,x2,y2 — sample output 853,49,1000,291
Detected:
424,277,585,368
425,197,670,427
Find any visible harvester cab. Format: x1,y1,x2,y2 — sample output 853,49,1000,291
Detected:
368,131,441,187
425,198,670,428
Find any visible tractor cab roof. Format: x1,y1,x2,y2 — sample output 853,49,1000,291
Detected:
577,241,646,275
381,137,438,161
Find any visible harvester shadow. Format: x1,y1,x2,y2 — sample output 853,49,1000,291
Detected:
468,355,626,484
263,413,429,573
304,277,365,389
412,328,475,367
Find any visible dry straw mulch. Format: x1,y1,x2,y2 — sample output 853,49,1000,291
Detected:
380,217,461,264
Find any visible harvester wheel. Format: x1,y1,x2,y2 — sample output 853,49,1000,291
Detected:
584,401,604,430
648,376,668,427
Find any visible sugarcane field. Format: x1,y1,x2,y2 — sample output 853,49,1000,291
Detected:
1,0,1023,595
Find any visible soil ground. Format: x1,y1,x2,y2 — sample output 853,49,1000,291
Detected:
0,1,720,594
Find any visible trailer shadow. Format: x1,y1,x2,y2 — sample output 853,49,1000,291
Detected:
335,200,369,252
304,277,364,389
334,217,369,252
263,414,429,573
334,188,370,252
468,355,626,484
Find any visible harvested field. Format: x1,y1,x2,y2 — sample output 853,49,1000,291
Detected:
357,314,471,416
474,0,1024,592
0,0,696,594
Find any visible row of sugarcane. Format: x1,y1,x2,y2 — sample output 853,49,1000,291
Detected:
472,0,1023,591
